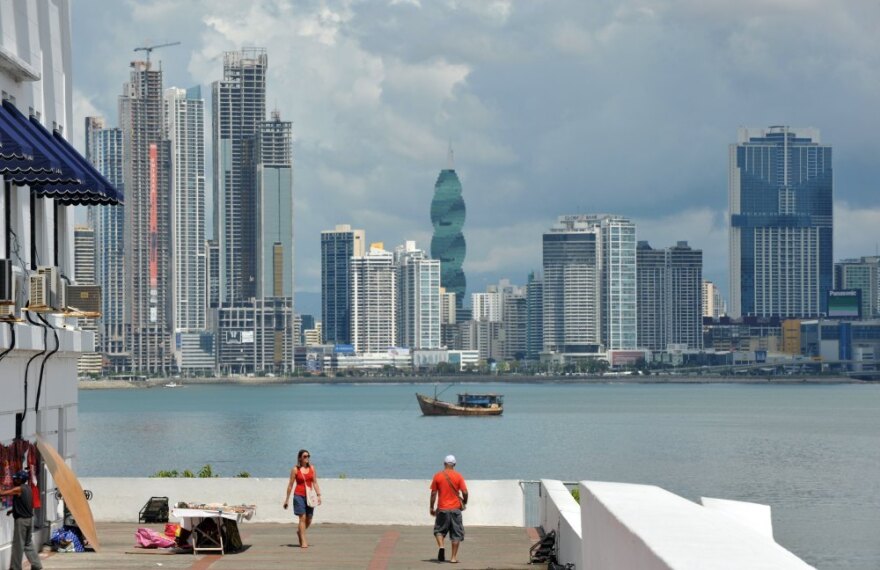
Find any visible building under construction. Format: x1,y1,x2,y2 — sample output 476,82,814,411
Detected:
119,60,172,373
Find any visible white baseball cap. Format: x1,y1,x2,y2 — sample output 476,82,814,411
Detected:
444,455,456,465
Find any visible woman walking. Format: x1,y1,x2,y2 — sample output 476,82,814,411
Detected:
283,449,322,548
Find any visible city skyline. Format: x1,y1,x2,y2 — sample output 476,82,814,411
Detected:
70,1,880,299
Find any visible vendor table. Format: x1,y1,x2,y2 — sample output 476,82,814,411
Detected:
171,506,255,554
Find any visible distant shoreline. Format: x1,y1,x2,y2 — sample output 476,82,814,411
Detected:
78,374,869,389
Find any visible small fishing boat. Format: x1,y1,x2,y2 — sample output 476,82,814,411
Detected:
164,381,182,388
416,392,504,416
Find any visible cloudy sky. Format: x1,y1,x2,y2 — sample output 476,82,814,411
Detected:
71,0,880,312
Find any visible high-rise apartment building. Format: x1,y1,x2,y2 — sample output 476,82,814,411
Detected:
729,127,833,319
431,150,467,309
543,214,637,354
166,86,211,372
472,290,501,322
85,117,126,370
526,271,544,360
598,215,638,350
835,256,880,319
166,86,206,331
351,244,397,353
502,291,528,361
321,224,365,345
213,48,268,303
120,60,172,373
637,241,703,351
542,218,601,354
252,112,294,299
206,239,220,309
702,280,726,319
74,226,102,375
395,241,441,349
439,287,458,348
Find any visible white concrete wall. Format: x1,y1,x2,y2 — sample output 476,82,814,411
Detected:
580,481,815,570
80,478,525,526
539,480,582,567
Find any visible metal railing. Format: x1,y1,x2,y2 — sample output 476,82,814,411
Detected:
520,480,578,528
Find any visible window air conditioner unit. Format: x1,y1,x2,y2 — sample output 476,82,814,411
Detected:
0,259,14,318
65,284,101,315
37,265,65,310
29,273,48,309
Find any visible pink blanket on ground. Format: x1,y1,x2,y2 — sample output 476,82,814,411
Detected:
135,527,176,548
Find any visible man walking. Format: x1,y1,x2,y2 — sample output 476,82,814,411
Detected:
0,470,43,570
429,455,468,563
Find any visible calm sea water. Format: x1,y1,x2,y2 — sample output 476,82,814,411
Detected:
78,382,880,569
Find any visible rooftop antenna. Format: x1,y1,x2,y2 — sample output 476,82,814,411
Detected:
133,41,182,66
447,141,454,169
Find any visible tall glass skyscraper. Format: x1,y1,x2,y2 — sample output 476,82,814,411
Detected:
213,48,267,303
85,117,127,371
252,112,294,299
729,127,832,318
430,151,466,308
321,224,365,345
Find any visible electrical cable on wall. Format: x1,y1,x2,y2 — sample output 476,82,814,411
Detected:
21,303,48,426
34,312,58,414
0,321,15,364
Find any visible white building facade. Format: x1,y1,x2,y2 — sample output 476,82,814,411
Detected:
351,244,397,353
0,1,119,565
395,241,441,349
165,86,211,372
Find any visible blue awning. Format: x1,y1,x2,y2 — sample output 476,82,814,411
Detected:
0,100,121,205
0,100,72,183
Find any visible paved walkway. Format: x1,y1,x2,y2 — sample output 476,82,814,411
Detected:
35,523,539,570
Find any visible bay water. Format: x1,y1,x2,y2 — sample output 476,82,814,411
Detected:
78,382,880,568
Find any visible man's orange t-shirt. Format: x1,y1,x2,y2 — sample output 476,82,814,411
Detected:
431,469,468,511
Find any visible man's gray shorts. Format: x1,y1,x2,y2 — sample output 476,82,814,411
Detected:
433,509,464,542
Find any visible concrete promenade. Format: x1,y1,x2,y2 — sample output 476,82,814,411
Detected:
34,522,538,569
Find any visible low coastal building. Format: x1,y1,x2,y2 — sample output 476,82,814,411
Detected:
0,1,122,566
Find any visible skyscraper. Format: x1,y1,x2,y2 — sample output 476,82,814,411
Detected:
321,224,365,345
395,241,441,349
526,271,544,360
213,48,268,304
74,226,102,375
430,149,466,309
543,214,637,355
351,243,397,353
637,241,703,351
835,256,880,319
166,86,207,331
702,280,725,319
598,215,637,350
120,60,172,373
252,112,294,299
542,218,601,354
166,86,211,372
729,127,833,319
85,117,126,369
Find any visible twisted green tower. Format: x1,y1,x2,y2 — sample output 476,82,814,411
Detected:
431,148,467,308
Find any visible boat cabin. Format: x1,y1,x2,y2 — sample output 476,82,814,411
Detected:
457,393,504,408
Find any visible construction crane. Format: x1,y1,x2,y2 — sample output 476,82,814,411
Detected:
133,41,181,65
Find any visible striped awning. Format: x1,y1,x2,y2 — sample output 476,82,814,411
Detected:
0,100,122,205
